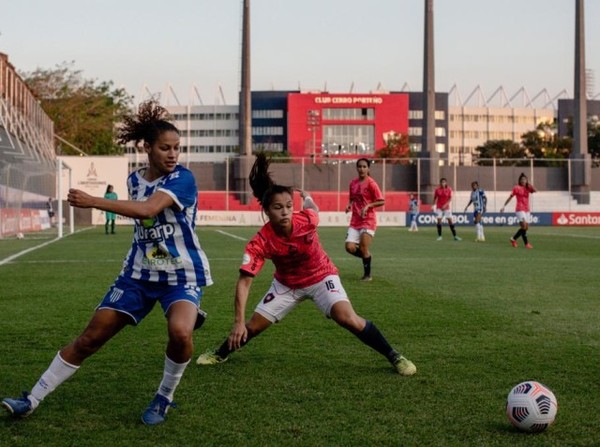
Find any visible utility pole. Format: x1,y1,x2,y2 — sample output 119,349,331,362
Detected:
236,0,254,203
421,0,439,204
571,0,591,203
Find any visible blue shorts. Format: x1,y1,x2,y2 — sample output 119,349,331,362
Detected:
98,275,203,325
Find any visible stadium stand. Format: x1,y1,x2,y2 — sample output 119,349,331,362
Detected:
0,52,56,238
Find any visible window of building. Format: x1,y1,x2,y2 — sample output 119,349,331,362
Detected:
322,108,375,120
252,127,284,136
321,125,374,155
252,109,284,119
253,142,284,152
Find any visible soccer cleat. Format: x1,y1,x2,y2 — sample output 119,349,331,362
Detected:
1,392,34,418
196,349,228,365
393,355,417,376
360,275,372,282
436,236,443,241
525,243,533,249
141,394,176,425
510,239,518,248
454,236,462,241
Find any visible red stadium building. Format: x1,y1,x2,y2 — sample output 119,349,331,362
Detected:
286,92,409,160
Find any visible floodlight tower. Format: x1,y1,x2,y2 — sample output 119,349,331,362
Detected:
571,0,591,204
421,0,439,204
236,0,254,203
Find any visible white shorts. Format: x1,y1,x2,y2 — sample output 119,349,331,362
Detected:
345,227,375,244
255,275,349,323
515,211,532,223
434,209,453,221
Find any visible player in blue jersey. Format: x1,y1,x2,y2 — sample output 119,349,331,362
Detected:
463,181,487,242
1,100,212,426
408,193,419,232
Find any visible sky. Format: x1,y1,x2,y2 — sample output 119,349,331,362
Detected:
1,0,599,107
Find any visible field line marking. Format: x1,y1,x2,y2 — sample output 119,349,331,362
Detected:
535,231,600,240
12,257,243,264
0,227,93,267
214,229,247,241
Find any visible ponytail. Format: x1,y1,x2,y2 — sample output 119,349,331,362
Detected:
249,153,292,210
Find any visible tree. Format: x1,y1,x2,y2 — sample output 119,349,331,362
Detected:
520,121,571,162
375,131,410,164
587,115,600,163
22,62,132,155
475,139,525,165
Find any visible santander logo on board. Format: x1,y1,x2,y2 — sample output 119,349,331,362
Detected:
554,212,600,226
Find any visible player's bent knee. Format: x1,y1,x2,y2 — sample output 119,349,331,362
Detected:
168,326,194,346
72,334,105,357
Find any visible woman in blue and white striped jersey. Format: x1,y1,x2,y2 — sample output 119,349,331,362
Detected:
2,100,212,426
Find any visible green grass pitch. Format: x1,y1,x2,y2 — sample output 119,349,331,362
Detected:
1,225,599,446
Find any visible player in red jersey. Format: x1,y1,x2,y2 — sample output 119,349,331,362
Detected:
344,158,385,281
500,172,537,248
196,153,416,376
433,178,461,241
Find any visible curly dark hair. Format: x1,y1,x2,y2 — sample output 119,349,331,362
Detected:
249,153,293,210
116,100,179,147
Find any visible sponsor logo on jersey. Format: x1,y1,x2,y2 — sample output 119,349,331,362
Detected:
135,223,176,242
141,256,183,268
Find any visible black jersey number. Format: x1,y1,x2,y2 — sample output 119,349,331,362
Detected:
325,280,336,291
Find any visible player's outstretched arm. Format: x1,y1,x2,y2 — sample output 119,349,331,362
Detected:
228,273,254,351
296,188,319,212
499,193,514,213
67,188,174,219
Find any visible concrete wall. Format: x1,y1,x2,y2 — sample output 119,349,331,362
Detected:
187,161,599,193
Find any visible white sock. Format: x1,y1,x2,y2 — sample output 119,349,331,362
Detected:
29,352,79,407
157,356,190,402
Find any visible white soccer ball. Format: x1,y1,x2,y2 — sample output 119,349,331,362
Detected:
506,381,558,432
16,232,24,240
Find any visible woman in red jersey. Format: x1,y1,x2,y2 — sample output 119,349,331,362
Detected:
344,158,385,281
196,153,416,376
433,178,461,241
500,172,537,248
